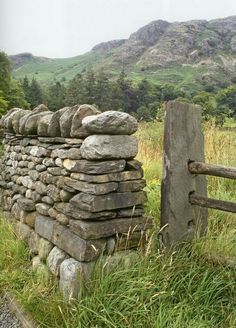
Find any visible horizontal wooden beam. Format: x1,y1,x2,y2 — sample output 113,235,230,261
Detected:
188,161,236,180
189,193,236,213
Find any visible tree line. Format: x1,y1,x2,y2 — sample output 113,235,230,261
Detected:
0,51,236,123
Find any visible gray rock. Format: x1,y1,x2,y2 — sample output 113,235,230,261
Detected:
30,146,50,157
22,211,37,228
37,113,53,136
35,215,105,262
29,170,39,181
48,207,59,219
36,203,51,216
47,246,69,276
55,157,63,167
24,111,52,135
117,206,145,218
56,213,70,225
117,180,146,192
28,231,40,254
40,172,57,184
15,222,32,242
38,238,53,260
36,164,47,172
59,105,78,137
47,184,61,202
42,196,54,205
70,216,152,239
64,178,118,195
11,109,31,134
82,111,138,135
54,202,116,220
60,190,73,202
48,107,69,137
71,170,143,183
42,158,55,167
63,159,126,174
80,135,138,160
103,251,139,274
25,189,41,202
17,197,35,211
70,104,100,138
34,181,47,195
47,167,68,176
70,191,147,212
59,258,94,301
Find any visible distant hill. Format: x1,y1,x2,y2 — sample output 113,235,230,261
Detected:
10,16,236,91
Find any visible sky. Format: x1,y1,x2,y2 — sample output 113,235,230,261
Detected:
0,0,236,58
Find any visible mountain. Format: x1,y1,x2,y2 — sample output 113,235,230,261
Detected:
10,16,236,91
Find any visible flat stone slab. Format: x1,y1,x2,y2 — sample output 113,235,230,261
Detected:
80,135,138,160
117,180,146,192
70,191,147,212
54,202,116,220
63,159,126,174
64,178,118,195
35,215,106,261
70,216,152,239
82,111,138,135
70,170,143,183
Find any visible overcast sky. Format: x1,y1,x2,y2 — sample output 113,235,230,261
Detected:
0,0,236,58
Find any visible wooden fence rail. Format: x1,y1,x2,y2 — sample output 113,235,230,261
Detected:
160,101,236,247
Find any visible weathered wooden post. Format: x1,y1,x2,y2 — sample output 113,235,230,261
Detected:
160,101,208,247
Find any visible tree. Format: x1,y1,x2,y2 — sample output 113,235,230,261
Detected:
28,78,43,109
0,52,29,116
94,69,111,111
47,81,66,111
66,73,86,106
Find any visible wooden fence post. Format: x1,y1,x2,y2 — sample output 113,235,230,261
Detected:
160,101,208,247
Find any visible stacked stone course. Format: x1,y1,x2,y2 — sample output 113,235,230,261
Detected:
0,104,151,300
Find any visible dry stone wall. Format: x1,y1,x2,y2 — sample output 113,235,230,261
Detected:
0,104,151,300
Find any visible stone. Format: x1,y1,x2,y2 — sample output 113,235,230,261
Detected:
70,191,147,212
80,135,138,160
70,104,100,138
63,159,126,174
67,148,82,160
28,231,40,254
11,109,31,134
4,108,22,132
54,202,116,220
17,197,36,211
29,170,39,181
40,172,57,184
59,258,94,301
56,213,70,225
59,105,78,137
82,111,138,135
70,216,152,239
23,211,37,228
60,190,73,202
42,196,54,205
115,231,148,251
38,238,53,260
24,111,52,135
117,206,145,218
35,215,105,262
32,256,43,271
47,167,68,176
47,246,69,276
35,215,55,241
51,148,69,159
47,184,61,202
42,158,55,167
126,159,143,171
21,176,33,188
34,181,47,195
48,207,59,219
25,190,41,203
70,170,143,183
11,202,21,219
15,222,32,242
64,178,118,195
57,177,76,192
55,158,63,167
117,180,146,192
36,164,47,172
30,146,50,157
48,107,69,137
36,203,51,216
37,113,53,136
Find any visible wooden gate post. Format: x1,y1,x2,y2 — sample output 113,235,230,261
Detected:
160,101,208,247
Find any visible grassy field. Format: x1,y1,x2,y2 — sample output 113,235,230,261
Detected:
0,121,235,327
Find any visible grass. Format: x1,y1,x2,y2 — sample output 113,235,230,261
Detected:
0,121,235,327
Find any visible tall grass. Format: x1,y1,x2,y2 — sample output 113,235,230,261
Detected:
0,121,235,327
